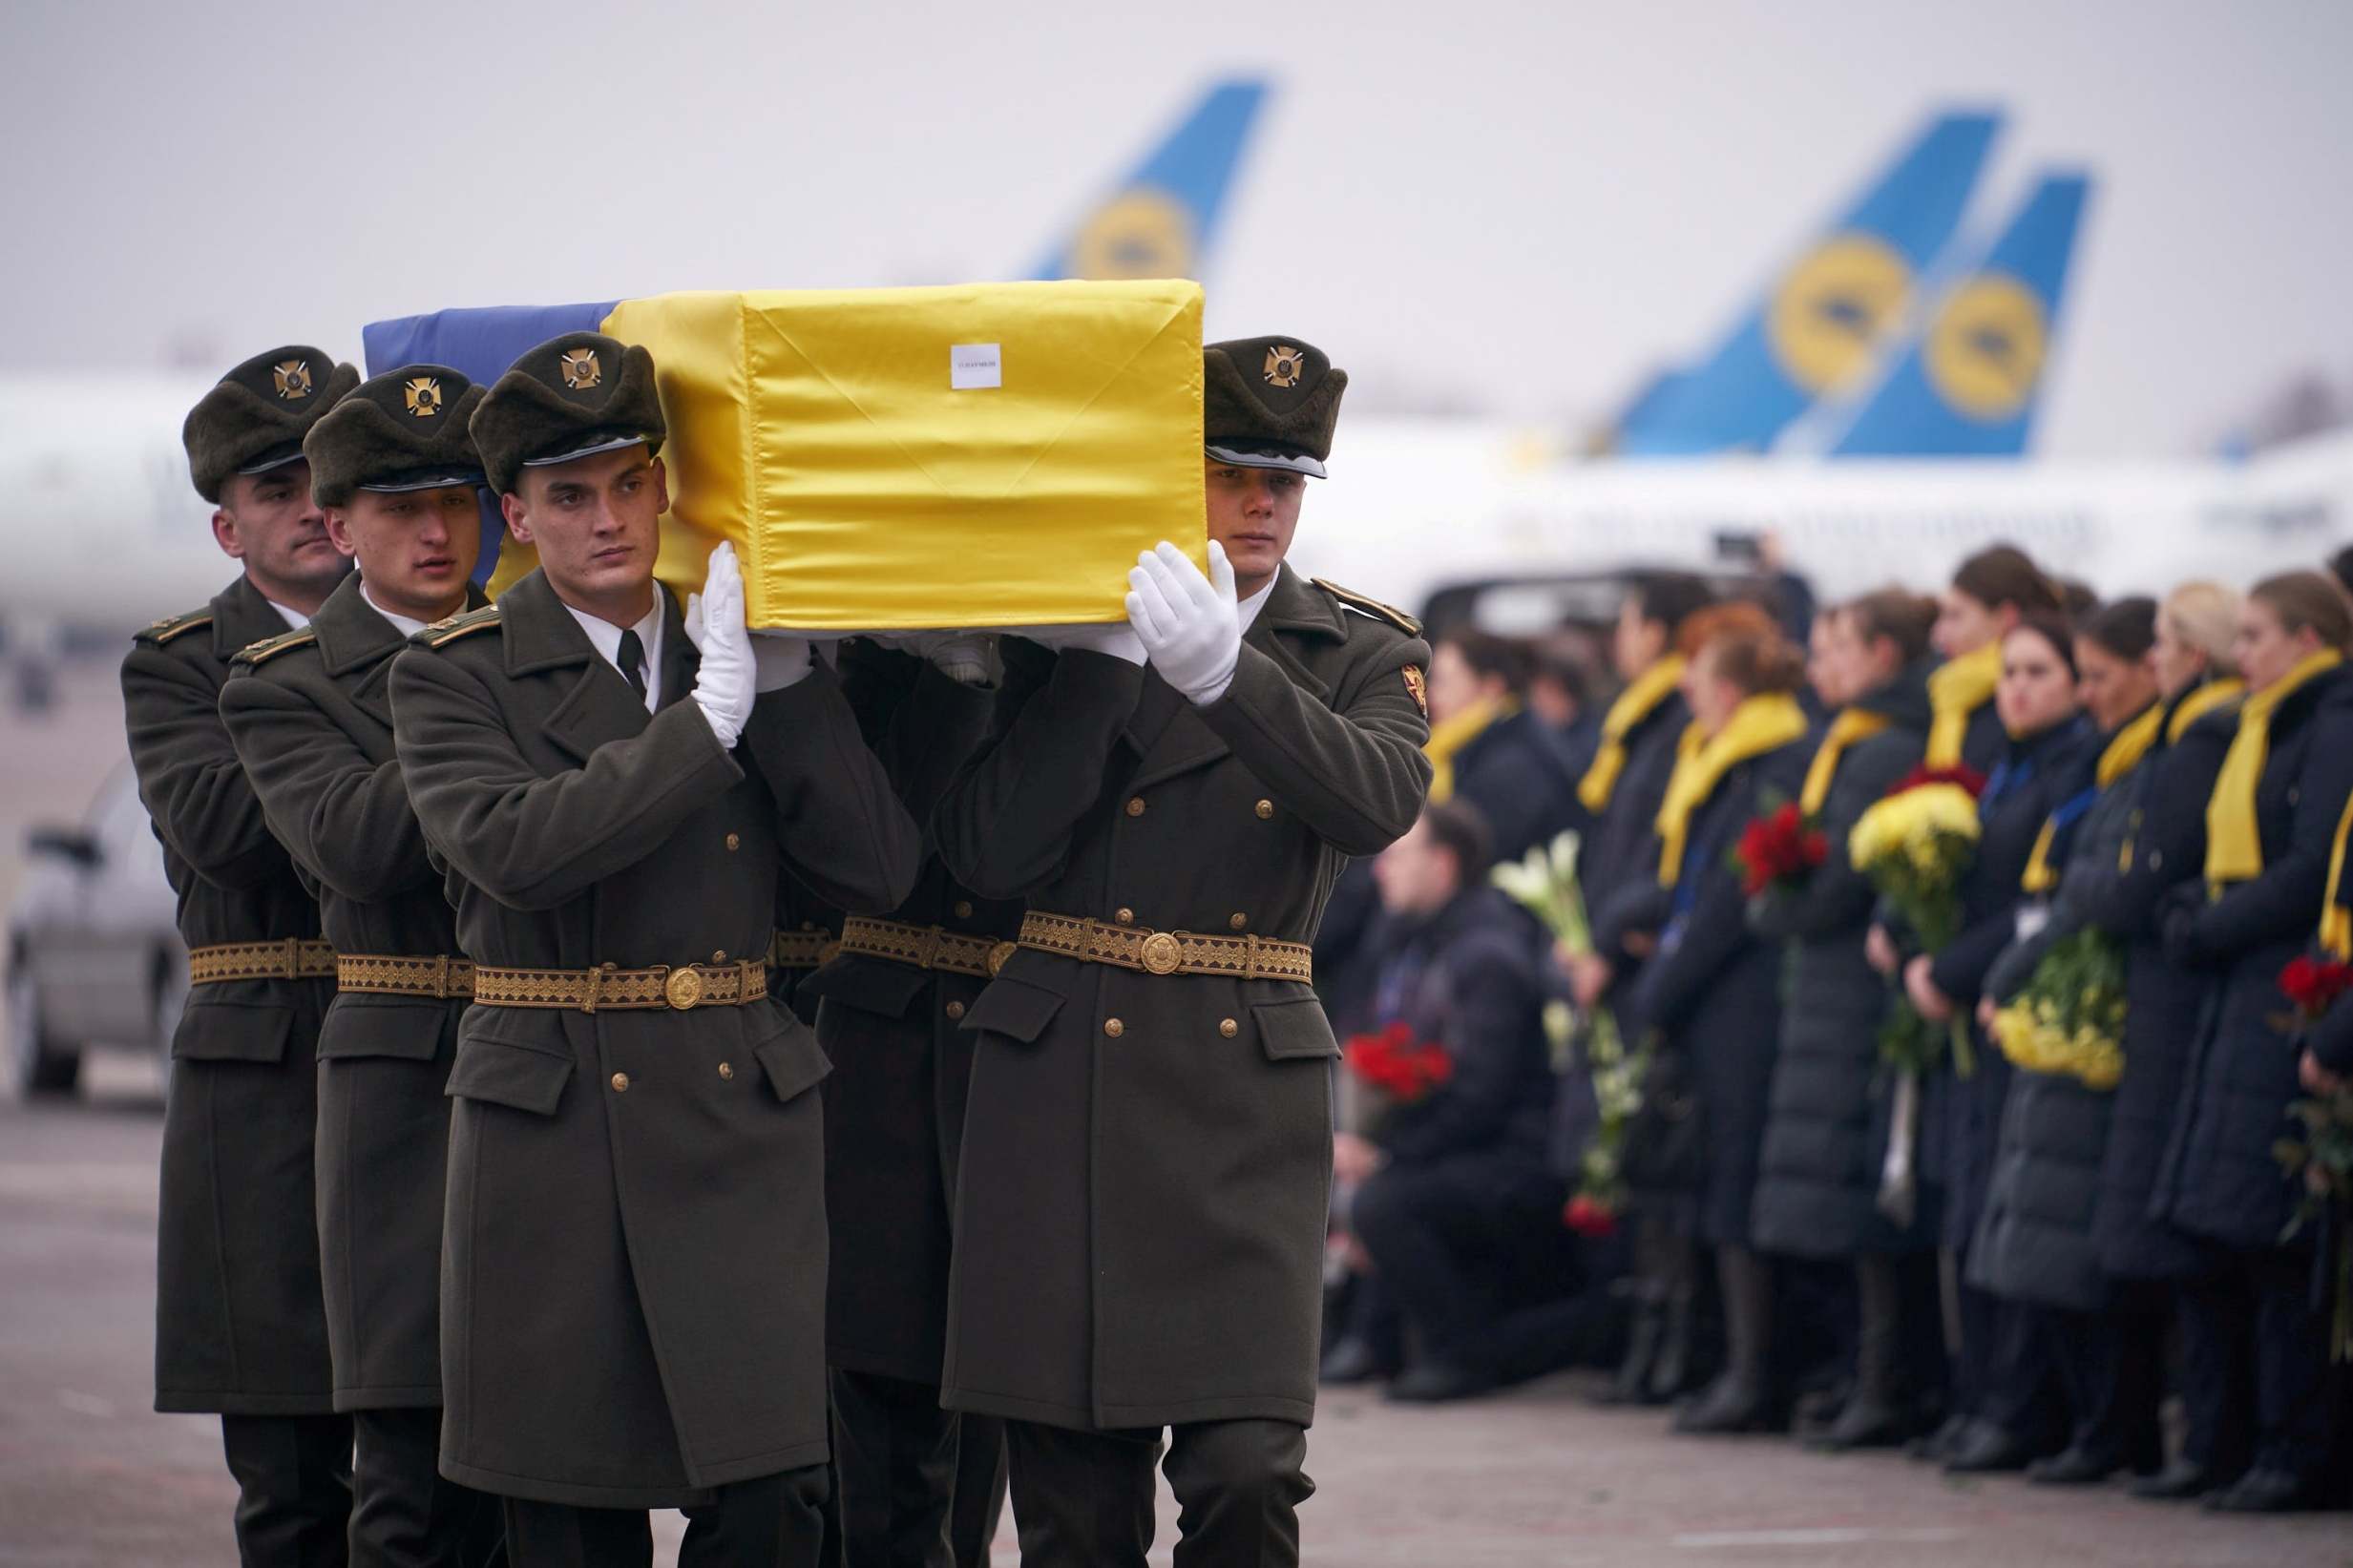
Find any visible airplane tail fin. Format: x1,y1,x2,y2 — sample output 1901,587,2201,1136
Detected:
1030,77,1270,282
1614,110,2001,455
1827,172,2091,457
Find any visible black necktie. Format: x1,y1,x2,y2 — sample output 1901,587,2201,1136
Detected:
616,629,648,702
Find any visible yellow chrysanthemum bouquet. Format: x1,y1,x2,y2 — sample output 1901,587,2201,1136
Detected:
1991,929,2128,1091
1850,765,1986,1076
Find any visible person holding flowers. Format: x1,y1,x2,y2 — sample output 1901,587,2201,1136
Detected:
2150,572,2353,1513
1897,611,2097,1474
1747,588,1941,1452
1612,604,1813,1434
1967,598,2171,1487
2066,582,2252,1503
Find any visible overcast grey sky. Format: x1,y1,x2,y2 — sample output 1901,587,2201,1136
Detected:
5,0,2347,456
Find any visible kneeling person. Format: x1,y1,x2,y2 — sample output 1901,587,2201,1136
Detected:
389,334,921,1565
220,365,504,1567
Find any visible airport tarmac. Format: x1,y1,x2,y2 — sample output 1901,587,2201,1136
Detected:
4,666,2350,1566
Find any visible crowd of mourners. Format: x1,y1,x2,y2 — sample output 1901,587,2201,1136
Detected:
1313,541,2353,1516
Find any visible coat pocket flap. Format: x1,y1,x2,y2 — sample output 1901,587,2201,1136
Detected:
798,955,928,1020
753,1018,833,1105
961,975,1065,1043
171,1000,293,1063
318,994,452,1061
1252,995,1339,1060
444,1035,575,1116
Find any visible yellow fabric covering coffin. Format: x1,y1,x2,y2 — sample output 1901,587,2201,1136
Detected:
588,280,1208,630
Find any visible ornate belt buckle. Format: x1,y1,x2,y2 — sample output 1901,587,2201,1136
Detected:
664,966,705,1011
987,941,1017,978
1139,931,1184,976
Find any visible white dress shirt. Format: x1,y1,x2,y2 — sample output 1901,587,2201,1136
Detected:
263,597,312,632
1236,578,1277,637
360,585,432,641
564,597,666,712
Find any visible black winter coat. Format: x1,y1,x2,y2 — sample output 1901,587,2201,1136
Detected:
1925,715,2098,1254
1750,666,1932,1258
1365,886,1555,1169
2073,691,2240,1279
1622,736,1813,1246
1586,687,1691,954
2154,668,2353,1252
1451,709,1585,870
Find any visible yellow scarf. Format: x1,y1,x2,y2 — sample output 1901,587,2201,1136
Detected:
1577,656,1685,813
2204,649,2342,886
2322,794,2353,961
1924,642,2004,769
1423,696,1512,805
1798,707,1892,817
2167,678,2243,743
2021,703,2163,893
1654,693,1811,887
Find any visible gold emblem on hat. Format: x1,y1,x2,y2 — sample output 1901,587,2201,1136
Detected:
1263,345,1305,389
558,348,602,390
403,377,443,418
272,361,313,400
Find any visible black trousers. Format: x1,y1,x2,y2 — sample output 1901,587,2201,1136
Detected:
2176,1267,2256,1478
2039,1299,2164,1470
830,1369,1006,1567
1003,1419,1312,1568
1351,1153,1572,1370
500,1466,829,1568
349,1408,505,1567
220,1411,354,1568
2244,1246,2344,1481
1949,1256,2060,1449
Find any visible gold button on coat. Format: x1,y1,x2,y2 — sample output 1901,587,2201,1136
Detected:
712,950,727,963
953,900,974,919
1254,800,1274,819
717,1062,734,1080
1115,908,1135,926
725,832,741,851
1125,797,1146,818
610,1073,630,1093
946,1000,966,1021
1103,1018,1124,1038
1219,1018,1239,1038
1229,913,1248,931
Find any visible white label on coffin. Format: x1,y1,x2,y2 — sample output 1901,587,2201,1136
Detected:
950,344,1002,390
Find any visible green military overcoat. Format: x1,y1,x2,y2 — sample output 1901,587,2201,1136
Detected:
933,566,1432,1430
122,575,337,1415
388,569,919,1508
220,572,487,1411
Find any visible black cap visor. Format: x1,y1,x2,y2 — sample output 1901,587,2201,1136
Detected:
1205,440,1327,479
358,466,487,494
236,440,309,477
522,430,659,471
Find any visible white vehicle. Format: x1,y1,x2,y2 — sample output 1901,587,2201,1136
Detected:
6,767,186,1097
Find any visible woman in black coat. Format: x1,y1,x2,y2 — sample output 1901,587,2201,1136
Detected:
1614,607,1813,1434
1968,599,2171,1486
1898,612,2097,1474
1749,590,1938,1450
2069,584,2251,1500
2151,572,2353,1513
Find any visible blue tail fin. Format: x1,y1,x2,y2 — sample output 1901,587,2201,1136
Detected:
1614,111,2001,454
1828,173,2091,457
1031,78,1270,282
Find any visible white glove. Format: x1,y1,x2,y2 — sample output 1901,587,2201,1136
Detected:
687,543,756,748
1126,540,1240,704
1025,622,1146,665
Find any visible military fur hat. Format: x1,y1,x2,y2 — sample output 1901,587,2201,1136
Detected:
303,365,487,508
470,332,665,495
182,345,361,502
1202,335,1347,478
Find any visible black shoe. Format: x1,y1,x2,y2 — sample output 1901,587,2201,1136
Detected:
1907,1411,1970,1464
1318,1336,1393,1386
1943,1421,2032,1475
2203,1468,2312,1514
2129,1460,2216,1501
1672,1372,1776,1435
2027,1446,2117,1486
1808,1394,1906,1453
1384,1361,1495,1404
1594,1300,1666,1407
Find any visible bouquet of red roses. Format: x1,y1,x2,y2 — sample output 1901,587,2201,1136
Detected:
2280,955,2353,1023
1342,1020,1452,1112
1734,801,1828,899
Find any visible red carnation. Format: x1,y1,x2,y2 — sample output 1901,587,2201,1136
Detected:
2280,956,2353,1020
1734,802,1829,898
1563,1195,1619,1239
1343,1021,1454,1103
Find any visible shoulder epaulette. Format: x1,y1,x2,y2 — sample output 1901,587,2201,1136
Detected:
134,610,214,647
412,604,502,649
1312,578,1422,637
232,626,317,668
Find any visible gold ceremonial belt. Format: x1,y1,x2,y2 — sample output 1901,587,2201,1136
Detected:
1018,912,1313,984
768,930,841,971
336,954,476,1000
473,960,769,1014
188,937,338,987
839,916,1017,980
